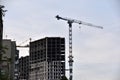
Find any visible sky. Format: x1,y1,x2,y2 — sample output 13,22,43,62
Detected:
1,0,120,80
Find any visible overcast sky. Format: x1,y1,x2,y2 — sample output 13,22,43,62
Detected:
1,0,120,80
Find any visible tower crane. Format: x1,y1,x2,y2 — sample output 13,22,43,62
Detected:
16,38,31,48
55,15,103,80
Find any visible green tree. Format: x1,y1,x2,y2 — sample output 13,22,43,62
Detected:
0,5,8,80
61,76,68,80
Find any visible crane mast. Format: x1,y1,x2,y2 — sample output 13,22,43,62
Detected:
56,15,103,80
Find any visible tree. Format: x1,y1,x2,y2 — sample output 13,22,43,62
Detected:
0,5,9,80
61,76,68,80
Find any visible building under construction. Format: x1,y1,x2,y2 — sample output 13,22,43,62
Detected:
19,56,29,80
29,37,65,80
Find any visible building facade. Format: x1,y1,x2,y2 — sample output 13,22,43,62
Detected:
2,39,19,80
14,50,19,80
29,37,65,80
19,56,29,80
